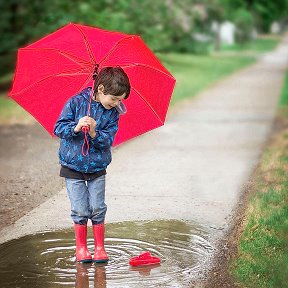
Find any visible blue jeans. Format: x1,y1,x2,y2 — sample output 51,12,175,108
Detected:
65,175,107,225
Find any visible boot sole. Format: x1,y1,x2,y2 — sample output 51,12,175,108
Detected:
77,259,93,263
93,259,109,263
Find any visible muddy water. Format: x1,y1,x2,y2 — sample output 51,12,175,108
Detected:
0,220,214,287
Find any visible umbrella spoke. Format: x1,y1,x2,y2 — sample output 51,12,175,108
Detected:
99,36,174,79
22,47,92,67
131,87,164,125
77,73,94,96
73,23,97,65
99,36,136,66
10,67,93,96
113,63,176,80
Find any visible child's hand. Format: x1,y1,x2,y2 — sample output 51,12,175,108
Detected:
86,117,97,138
74,116,95,133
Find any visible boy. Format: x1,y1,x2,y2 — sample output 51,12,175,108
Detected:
54,67,130,263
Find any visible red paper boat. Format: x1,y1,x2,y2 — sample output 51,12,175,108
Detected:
129,251,161,267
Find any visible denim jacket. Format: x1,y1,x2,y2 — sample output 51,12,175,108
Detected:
54,87,120,173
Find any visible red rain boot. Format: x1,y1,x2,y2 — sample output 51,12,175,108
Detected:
74,224,92,263
93,223,109,263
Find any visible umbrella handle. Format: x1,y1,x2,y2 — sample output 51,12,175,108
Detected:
81,126,90,156
81,126,89,133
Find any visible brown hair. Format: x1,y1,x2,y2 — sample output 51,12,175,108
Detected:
93,66,131,99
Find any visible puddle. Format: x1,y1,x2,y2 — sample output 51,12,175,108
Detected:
0,220,214,287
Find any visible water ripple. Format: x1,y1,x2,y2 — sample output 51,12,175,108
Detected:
0,220,214,287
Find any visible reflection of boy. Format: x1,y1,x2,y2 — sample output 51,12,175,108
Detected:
75,262,106,288
54,67,130,263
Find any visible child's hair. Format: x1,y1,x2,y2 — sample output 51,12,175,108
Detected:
93,66,131,99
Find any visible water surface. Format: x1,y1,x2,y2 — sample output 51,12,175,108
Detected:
0,220,214,287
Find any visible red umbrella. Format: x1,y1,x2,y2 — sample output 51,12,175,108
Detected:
9,23,176,146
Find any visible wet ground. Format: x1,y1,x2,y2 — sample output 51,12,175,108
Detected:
0,220,214,288
0,124,63,231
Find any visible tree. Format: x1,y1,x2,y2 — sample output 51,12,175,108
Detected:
1,0,288,76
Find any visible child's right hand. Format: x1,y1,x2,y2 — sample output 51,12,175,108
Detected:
74,116,91,133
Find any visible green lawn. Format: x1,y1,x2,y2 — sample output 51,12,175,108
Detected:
0,93,35,124
231,133,288,288
231,71,288,287
221,37,280,53
279,71,288,106
158,53,255,105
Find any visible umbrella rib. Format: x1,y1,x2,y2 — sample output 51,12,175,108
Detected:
99,36,136,66
21,47,92,67
73,23,97,65
10,68,93,96
97,36,175,81
131,87,164,125
77,73,94,95
107,63,176,81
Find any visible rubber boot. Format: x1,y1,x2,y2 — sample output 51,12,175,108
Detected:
74,223,92,263
93,223,109,263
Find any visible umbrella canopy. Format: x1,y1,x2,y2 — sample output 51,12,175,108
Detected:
9,23,176,146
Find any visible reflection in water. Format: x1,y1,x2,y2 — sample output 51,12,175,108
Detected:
75,263,107,288
129,264,161,276
0,220,214,287
75,263,161,287
94,265,107,288
76,263,91,288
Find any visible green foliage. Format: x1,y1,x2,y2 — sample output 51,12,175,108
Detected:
233,9,254,43
251,0,288,32
0,0,223,75
219,0,288,33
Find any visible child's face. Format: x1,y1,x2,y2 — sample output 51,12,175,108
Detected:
96,85,126,110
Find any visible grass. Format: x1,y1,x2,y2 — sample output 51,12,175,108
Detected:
0,73,33,124
0,93,35,124
221,37,280,53
158,53,255,105
279,72,288,106
231,71,288,287
0,72,13,84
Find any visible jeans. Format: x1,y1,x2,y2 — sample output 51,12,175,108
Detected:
65,175,107,225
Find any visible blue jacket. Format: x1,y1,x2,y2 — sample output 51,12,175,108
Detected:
54,87,120,173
